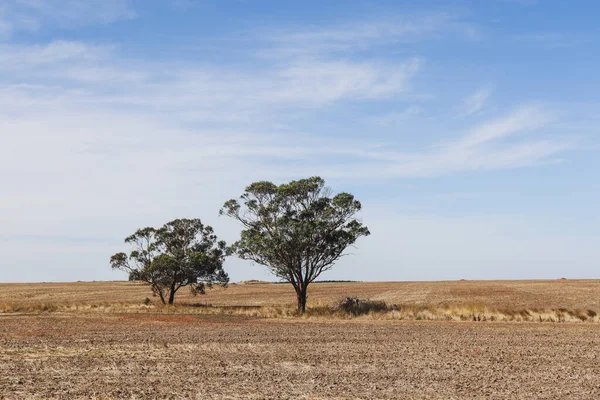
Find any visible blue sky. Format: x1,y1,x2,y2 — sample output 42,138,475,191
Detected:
1,0,599,282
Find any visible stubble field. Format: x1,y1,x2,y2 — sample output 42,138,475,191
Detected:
1,280,600,399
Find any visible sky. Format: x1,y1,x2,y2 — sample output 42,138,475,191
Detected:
1,0,599,283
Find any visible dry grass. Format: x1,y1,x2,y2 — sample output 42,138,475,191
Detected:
1,299,597,323
1,280,599,323
2,279,599,310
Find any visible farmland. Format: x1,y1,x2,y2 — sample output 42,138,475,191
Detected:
2,279,600,310
1,280,600,399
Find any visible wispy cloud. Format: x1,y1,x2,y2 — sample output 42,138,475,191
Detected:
278,14,455,43
498,0,538,6
370,106,422,126
0,20,571,193
261,12,481,58
0,40,112,68
272,58,421,104
318,105,569,179
0,39,420,121
514,33,581,49
168,0,198,12
454,105,552,147
458,87,492,117
0,5,583,281
0,0,135,38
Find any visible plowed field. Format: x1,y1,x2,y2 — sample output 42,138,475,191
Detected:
1,280,600,399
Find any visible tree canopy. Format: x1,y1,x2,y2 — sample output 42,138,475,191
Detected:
221,176,369,313
110,218,229,304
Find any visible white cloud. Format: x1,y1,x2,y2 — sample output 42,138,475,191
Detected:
454,105,553,147
458,87,492,117
0,0,134,38
273,58,421,104
0,7,583,282
370,106,422,126
265,12,480,57
281,14,452,43
0,30,422,112
60,66,149,84
513,33,581,49
0,41,111,69
498,0,538,6
317,105,569,179
15,0,135,23
0,36,570,208
168,0,197,11
0,90,571,255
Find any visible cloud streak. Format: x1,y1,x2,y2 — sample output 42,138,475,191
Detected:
0,0,135,38
458,87,492,117
318,106,568,179
264,12,481,57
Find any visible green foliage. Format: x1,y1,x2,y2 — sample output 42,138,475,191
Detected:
110,218,229,304
221,176,369,313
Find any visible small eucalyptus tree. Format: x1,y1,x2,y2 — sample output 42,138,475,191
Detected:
110,218,229,304
221,177,369,313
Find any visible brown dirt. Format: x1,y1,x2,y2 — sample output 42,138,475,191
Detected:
2,280,600,399
1,313,600,399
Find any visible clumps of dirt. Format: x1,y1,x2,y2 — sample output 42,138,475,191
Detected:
2,313,600,399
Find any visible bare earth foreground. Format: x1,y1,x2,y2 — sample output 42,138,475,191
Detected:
1,280,600,399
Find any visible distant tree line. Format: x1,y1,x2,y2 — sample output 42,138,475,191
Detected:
110,177,369,313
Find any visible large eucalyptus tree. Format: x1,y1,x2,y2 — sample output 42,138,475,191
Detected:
221,177,369,313
110,218,229,304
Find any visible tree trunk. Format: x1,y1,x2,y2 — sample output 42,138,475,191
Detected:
296,286,307,314
166,279,177,305
155,285,166,304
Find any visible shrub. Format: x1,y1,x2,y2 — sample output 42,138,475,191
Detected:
338,297,394,316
